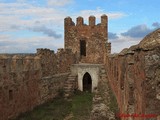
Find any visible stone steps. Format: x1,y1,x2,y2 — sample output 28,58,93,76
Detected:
64,74,77,98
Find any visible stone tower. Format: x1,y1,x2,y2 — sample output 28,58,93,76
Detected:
64,15,111,64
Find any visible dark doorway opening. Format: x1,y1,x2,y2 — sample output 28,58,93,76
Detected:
80,40,86,56
9,90,13,101
83,72,92,92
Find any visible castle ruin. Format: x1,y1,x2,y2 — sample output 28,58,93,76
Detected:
0,15,160,120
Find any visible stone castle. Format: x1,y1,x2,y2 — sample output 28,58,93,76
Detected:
0,15,160,120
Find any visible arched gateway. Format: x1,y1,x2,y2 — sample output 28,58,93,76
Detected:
71,64,101,92
83,72,92,92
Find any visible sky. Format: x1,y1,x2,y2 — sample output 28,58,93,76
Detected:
0,0,160,53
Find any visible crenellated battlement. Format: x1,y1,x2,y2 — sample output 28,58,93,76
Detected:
89,16,96,26
37,48,55,56
57,48,72,54
64,15,108,27
64,14,109,64
64,17,75,26
101,14,108,26
36,48,73,56
0,54,41,73
76,16,84,26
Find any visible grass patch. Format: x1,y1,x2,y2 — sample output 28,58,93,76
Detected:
12,92,93,120
12,98,72,120
71,91,93,120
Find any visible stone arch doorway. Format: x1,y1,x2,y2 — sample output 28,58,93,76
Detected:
83,72,92,92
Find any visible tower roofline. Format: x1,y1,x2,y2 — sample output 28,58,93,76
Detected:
64,15,108,26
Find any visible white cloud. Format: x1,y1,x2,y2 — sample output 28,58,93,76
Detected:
0,1,67,53
0,2,67,32
152,22,160,28
109,22,159,53
47,0,73,6
0,2,125,33
109,35,141,53
121,24,152,38
0,35,63,53
16,0,26,3
76,8,126,20
0,1,127,53
0,34,11,41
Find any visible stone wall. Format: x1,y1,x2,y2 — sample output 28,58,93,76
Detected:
0,48,76,120
0,55,41,120
64,15,110,64
40,73,69,104
90,65,117,120
37,48,76,77
106,29,160,120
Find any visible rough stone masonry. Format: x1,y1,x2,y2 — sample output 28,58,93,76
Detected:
0,15,159,120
